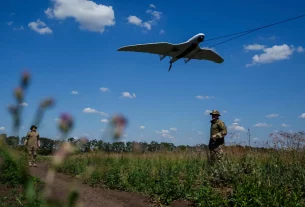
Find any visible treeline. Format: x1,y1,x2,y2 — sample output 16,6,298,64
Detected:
0,133,275,156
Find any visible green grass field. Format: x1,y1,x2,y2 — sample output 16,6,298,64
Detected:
52,148,305,206
2,140,305,206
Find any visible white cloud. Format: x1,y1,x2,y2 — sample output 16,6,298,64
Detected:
198,131,203,135
6,21,13,26
146,10,162,20
28,19,52,35
45,0,115,33
20,102,28,107
223,110,228,114
155,129,174,140
44,8,53,17
149,4,156,8
297,46,304,53
83,107,108,116
155,129,169,134
299,113,305,119
71,90,78,95
121,92,136,99
229,123,246,132
162,133,174,139
246,44,303,67
266,113,279,118
140,126,145,129
127,6,162,31
142,22,151,30
101,119,108,123
156,127,177,140
282,123,289,127
195,95,215,100
127,16,151,30
83,108,98,113
100,87,109,92
204,110,212,115
127,15,142,26
13,26,24,30
159,29,164,35
253,122,272,127
0,126,5,131
244,44,266,51
234,118,241,122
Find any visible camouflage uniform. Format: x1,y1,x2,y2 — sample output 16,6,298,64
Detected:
208,110,227,163
24,125,40,167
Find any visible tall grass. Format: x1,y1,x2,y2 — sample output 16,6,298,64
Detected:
0,71,128,206
0,141,42,206
56,149,305,206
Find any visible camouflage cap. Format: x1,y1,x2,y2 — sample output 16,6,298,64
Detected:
210,110,221,116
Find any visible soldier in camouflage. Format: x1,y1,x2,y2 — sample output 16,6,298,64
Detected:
24,125,40,167
209,110,227,163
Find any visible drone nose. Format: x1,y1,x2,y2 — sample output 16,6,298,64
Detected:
197,35,204,42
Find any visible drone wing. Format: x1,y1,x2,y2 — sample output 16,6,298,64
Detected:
117,42,182,57
186,48,224,63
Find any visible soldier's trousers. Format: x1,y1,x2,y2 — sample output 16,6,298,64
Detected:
209,144,224,164
27,146,37,163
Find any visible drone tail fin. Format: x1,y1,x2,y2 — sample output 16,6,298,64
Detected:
159,55,166,61
184,58,191,63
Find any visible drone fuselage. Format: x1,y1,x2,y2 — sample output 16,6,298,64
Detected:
117,32,223,72
168,33,205,65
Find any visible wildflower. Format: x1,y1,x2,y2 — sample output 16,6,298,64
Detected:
40,98,54,109
14,87,23,103
8,105,18,115
58,113,74,134
111,114,127,140
21,71,30,88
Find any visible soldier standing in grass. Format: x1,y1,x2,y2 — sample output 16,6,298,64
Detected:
209,110,227,164
24,125,40,167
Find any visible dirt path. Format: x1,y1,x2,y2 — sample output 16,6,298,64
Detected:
29,162,157,207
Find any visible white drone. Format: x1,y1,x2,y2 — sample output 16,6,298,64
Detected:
117,33,224,72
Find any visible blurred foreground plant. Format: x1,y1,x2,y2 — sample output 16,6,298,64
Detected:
1,70,129,207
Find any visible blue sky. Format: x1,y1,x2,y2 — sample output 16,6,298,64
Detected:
1,0,305,147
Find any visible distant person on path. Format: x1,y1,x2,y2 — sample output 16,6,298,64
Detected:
209,110,227,164
24,125,40,167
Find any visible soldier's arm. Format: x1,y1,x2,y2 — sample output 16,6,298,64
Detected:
24,132,29,145
37,133,40,147
217,121,227,137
